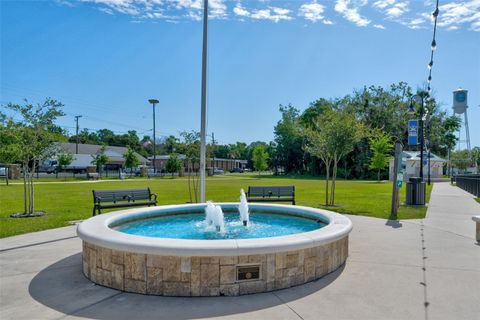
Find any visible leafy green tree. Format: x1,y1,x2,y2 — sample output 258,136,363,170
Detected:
471,147,480,167
451,150,471,173
252,145,269,174
274,105,305,173
163,135,179,154
123,146,140,175
306,110,364,205
91,145,109,178
368,131,393,181
57,151,74,179
439,116,461,175
165,153,182,177
180,131,201,203
0,98,65,216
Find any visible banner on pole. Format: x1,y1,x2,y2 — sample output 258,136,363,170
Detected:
408,120,418,145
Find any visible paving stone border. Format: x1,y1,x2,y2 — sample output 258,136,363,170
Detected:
82,235,348,296
78,203,352,296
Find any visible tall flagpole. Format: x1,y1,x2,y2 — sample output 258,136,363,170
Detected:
199,0,208,203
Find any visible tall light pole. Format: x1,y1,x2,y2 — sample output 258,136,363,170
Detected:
148,99,159,174
199,0,208,203
75,115,82,154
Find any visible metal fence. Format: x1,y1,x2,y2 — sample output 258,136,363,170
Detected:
454,174,480,197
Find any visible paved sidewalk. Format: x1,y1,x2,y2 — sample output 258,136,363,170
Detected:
1,182,479,320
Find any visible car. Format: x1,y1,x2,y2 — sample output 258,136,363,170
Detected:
229,167,244,173
213,168,224,175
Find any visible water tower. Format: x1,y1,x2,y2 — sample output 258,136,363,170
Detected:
452,88,471,151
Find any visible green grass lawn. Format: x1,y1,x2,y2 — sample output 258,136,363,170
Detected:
0,175,432,238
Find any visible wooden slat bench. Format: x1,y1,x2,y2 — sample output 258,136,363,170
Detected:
247,186,295,205
92,188,157,216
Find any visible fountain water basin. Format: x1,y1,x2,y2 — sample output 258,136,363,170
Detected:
77,203,352,296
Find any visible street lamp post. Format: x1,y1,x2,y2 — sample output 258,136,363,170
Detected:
148,99,159,175
409,94,426,181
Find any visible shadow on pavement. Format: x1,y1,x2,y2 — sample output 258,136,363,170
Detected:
29,253,345,320
385,219,403,229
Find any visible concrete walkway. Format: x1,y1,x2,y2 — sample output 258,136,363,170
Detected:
1,182,479,320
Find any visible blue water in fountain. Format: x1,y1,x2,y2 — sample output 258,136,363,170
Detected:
114,211,325,240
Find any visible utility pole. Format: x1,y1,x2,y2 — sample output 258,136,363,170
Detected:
148,99,159,174
75,115,82,154
199,0,208,203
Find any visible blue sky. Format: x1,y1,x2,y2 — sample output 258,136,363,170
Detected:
1,0,479,148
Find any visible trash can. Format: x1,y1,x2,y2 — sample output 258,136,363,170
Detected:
406,177,426,205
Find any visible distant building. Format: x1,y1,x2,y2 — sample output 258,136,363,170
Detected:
58,143,149,169
148,155,248,172
389,151,446,181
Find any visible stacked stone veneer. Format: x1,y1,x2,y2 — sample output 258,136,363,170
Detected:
82,236,348,296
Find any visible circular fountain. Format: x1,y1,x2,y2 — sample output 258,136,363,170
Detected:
77,192,352,296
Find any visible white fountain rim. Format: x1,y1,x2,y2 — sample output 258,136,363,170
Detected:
77,203,352,256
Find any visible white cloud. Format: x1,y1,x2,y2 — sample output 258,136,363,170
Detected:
174,0,202,11
232,2,292,23
209,0,227,19
334,0,370,27
250,8,292,23
373,0,395,10
80,0,227,21
373,1,410,19
437,1,480,32
299,1,332,24
66,0,480,31
233,4,250,17
98,7,114,15
373,24,385,29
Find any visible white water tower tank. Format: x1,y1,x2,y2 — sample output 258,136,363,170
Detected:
453,88,468,114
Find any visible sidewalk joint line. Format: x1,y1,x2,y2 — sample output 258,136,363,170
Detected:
0,236,78,253
271,291,305,320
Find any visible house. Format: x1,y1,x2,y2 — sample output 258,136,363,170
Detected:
58,143,149,170
148,155,248,173
389,151,446,181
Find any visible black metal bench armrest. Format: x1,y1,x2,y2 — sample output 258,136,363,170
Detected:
151,193,158,201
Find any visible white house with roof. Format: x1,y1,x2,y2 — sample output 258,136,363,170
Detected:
389,151,447,181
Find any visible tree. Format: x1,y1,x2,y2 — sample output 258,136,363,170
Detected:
57,151,74,180
274,105,305,173
368,131,393,181
123,146,140,175
166,153,182,177
451,150,471,173
180,131,201,203
0,98,65,217
252,145,269,174
163,135,179,154
440,116,461,175
91,145,109,178
306,110,364,205
471,147,480,167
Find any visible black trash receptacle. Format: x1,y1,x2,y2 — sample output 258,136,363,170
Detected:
406,177,426,205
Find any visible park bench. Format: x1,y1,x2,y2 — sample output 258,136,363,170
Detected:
247,186,295,205
473,215,480,242
92,188,157,216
